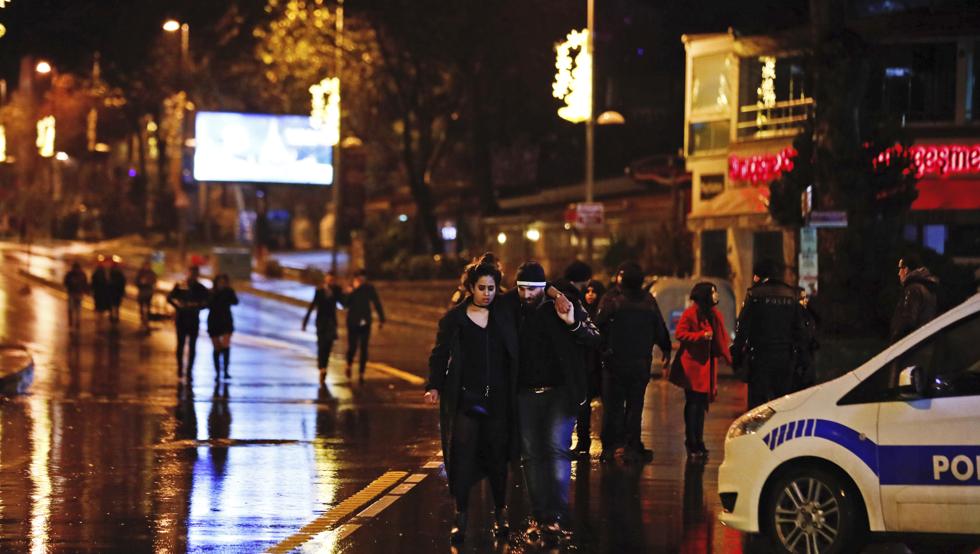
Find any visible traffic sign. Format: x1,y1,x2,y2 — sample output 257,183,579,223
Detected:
809,210,847,228
573,202,604,230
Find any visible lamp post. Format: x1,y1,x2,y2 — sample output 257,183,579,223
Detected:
163,19,193,259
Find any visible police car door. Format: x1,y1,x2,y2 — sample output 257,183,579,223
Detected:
875,310,980,533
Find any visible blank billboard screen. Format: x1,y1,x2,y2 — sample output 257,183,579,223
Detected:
193,112,333,185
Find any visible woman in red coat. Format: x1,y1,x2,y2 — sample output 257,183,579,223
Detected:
675,282,732,461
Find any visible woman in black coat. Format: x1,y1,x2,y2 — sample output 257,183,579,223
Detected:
574,279,606,456
302,271,345,384
424,262,518,546
207,274,239,381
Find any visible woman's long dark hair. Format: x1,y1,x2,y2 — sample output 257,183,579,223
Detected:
690,282,717,318
464,262,502,292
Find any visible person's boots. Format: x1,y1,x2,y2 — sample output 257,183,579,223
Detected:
223,349,231,379
449,510,467,545
318,368,327,385
213,351,222,382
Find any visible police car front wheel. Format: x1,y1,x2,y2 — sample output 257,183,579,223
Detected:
763,467,866,554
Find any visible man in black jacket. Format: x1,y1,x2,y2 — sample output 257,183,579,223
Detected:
344,269,385,383
167,266,210,381
595,262,670,463
890,254,939,343
731,259,807,409
504,261,600,542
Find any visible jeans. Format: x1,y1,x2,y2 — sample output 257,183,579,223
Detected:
317,334,335,370
601,369,649,451
176,326,199,374
518,387,576,524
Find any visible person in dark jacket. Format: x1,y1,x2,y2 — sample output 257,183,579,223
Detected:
343,269,385,382
890,255,939,343
731,259,807,410
108,256,127,325
90,256,112,326
207,274,239,381
167,266,210,381
424,262,518,545
303,271,345,384
574,279,606,457
505,261,600,542
595,262,671,463
675,282,731,461
64,262,89,331
135,261,158,332
794,287,819,391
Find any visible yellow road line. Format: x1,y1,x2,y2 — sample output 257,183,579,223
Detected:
265,470,407,554
365,362,426,386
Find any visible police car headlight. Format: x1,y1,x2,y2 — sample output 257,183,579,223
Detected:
727,406,776,440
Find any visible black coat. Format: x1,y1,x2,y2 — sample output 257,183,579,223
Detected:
303,285,344,340
890,268,939,342
346,283,385,328
207,287,239,336
426,299,519,487
108,268,127,306
167,280,210,331
499,288,601,412
91,268,112,311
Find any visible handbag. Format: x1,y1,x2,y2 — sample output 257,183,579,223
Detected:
459,385,490,417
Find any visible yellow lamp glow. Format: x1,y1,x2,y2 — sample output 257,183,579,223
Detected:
0,23,6,39
309,77,340,146
0,124,6,162
552,29,592,124
497,232,507,245
526,228,541,242
36,116,55,158
162,19,181,32
35,61,52,74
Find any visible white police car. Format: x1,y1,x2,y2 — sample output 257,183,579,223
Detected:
718,292,980,553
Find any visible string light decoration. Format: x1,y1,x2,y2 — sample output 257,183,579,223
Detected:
309,77,340,146
756,56,776,127
552,29,592,123
36,116,56,158
87,108,98,151
0,0,10,8
0,125,6,162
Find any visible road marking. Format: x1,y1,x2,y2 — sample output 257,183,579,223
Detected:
265,470,407,554
388,482,417,495
423,461,443,469
365,362,425,386
403,472,427,483
356,494,400,518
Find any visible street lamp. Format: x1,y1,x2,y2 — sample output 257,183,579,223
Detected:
35,61,52,74
162,18,192,258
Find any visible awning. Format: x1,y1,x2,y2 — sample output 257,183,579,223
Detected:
912,177,980,211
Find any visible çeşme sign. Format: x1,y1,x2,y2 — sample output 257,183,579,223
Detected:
873,144,980,178
728,147,796,184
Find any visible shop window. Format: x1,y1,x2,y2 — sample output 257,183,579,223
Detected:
753,231,784,275
922,224,947,255
871,42,957,123
688,121,730,155
691,53,733,114
701,230,728,278
737,56,813,139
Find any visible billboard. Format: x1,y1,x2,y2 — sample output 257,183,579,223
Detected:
193,111,333,185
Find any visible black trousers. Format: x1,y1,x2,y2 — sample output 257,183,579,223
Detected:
317,334,335,369
684,390,709,449
176,326,199,373
747,350,794,409
576,400,593,447
346,325,371,373
601,370,649,451
449,410,508,513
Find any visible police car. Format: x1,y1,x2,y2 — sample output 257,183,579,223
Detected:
718,292,980,553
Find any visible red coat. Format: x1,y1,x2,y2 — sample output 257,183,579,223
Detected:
675,305,732,399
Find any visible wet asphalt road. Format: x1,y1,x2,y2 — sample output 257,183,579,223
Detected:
0,259,972,553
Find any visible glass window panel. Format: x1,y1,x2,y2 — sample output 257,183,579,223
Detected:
691,53,733,113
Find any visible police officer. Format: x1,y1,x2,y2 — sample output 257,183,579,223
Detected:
731,259,806,410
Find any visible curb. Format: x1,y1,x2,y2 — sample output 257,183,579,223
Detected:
0,344,34,396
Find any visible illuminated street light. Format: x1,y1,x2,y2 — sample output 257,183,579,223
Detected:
36,116,56,158
596,110,625,125
309,77,341,146
35,61,52,74
55,151,69,161
0,124,6,162
497,232,507,245
0,23,7,39
162,19,181,32
526,228,541,242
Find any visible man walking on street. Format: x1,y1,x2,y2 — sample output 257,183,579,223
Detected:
890,254,938,343
595,262,670,463
731,259,806,410
64,262,89,332
167,266,210,381
505,261,600,542
108,255,127,325
344,269,385,383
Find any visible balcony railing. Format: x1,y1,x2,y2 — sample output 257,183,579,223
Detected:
737,97,814,140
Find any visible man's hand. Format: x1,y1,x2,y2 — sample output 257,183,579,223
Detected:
555,293,572,316
557,302,576,326
423,389,439,405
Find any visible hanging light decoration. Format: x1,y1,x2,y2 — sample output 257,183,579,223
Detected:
552,29,592,124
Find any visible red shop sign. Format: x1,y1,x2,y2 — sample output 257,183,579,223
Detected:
729,147,797,184
873,144,980,178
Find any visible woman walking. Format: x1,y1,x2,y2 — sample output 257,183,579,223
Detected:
207,274,239,381
302,271,344,384
674,282,731,462
574,279,606,456
424,262,517,545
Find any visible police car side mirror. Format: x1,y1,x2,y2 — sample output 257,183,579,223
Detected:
899,365,931,398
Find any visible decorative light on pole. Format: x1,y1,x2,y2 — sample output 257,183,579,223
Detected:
552,29,592,124
309,77,341,147
0,0,12,8
0,124,6,162
35,61,52,74
36,116,56,158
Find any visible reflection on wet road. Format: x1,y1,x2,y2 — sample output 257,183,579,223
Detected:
0,262,973,553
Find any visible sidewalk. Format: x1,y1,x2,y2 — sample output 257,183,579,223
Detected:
0,344,34,395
